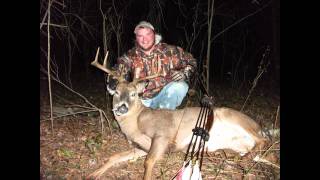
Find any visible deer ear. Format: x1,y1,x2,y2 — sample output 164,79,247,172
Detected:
136,81,147,94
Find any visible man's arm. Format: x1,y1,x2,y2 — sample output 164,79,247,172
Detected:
171,46,197,83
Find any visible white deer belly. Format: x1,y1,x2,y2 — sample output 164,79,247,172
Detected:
206,120,256,155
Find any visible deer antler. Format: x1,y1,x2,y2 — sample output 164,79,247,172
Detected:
132,67,161,84
135,74,160,82
130,73,160,87
91,47,118,77
91,47,161,83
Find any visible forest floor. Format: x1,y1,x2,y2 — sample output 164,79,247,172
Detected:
40,79,280,180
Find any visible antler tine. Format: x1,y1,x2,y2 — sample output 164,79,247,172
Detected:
91,47,117,77
91,47,100,65
138,74,160,81
103,50,109,68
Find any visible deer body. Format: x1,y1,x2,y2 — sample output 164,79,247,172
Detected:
118,104,263,155
87,48,268,180
88,82,267,180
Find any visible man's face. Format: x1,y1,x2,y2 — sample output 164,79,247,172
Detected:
135,27,155,52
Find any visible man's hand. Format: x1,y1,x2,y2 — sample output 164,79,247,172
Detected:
170,70,186,82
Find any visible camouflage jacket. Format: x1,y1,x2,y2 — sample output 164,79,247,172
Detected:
116,42,197,99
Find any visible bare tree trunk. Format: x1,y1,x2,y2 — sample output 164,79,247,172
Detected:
220,21,225,82
110,0,123,57
206,0,215,93
102,16,108,55
67,30,73,88
47,0,54,133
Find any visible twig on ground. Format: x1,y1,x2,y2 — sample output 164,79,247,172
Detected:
40,109,98,121
244,141,280,177
40,68,113,136
274,105,280,128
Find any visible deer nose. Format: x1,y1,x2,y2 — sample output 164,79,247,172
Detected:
117,104,128,114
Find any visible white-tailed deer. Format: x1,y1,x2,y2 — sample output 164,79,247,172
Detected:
87,48,269,180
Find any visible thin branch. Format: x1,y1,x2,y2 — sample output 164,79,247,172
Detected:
40,68,113,135
241,46,270,111
174,0,187,18
40,0,51,30
53,0,66,8
40,23,68,28
40,61,60,82
40,0,66,30
156,0,167,30
64,13,96,39
41,109,98,121
211,0,272,43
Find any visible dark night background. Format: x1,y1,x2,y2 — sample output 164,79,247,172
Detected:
40,0,280,97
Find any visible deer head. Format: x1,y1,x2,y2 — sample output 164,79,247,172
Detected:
111,81,147,116
91,47,159,116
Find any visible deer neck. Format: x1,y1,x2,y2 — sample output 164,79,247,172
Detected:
114,101,146,135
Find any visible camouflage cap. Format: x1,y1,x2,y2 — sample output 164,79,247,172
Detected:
134,21,155,34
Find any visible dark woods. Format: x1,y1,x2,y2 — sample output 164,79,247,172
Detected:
40,0,279,95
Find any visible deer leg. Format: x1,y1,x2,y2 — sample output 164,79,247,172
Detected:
252,138,279,166
240,137,269,167
143,136,169,180
250,137,269,158
87,148,147,180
